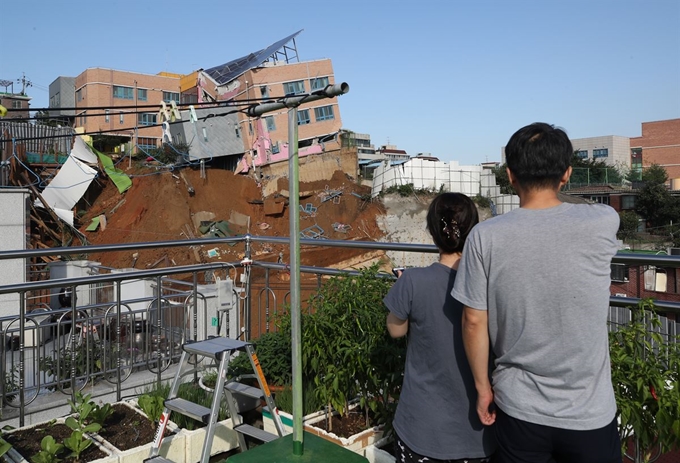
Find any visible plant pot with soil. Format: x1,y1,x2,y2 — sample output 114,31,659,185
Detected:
3,418,113,463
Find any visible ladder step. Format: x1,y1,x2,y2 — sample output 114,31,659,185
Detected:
234,423,279,443
143,457,174,463
226,382,264,400
165,398,211,424
183,337,251,360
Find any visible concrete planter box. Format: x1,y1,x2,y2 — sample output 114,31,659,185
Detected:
362,436,395,463
91,401,185,463
3,418,114,463
181,416,241,463
262,405,384,454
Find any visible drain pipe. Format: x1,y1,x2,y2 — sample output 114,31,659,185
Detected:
247,82,349,456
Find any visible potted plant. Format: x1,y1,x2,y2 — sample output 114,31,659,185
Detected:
262,265,406,452
609,299,680,462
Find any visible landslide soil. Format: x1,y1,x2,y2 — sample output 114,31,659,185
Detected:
78,165,385,274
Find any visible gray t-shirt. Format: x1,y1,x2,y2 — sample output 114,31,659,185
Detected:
384,263,495,460
452,203,619,430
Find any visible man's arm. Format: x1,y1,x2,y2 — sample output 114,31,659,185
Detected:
462,306,496,425
386,312,408,338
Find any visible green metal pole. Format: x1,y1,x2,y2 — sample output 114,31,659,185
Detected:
287,106,304,455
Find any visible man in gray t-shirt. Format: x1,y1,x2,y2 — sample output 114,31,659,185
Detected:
452,123,622,463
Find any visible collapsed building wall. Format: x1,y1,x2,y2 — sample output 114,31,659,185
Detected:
260,147,358,197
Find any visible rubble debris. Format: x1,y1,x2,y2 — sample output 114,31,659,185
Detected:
332,222,352,233
192,211,216,230
299,203,317,217
109,198,126,214
207,248,220,258
147,254,169,269
258,222,270,230
300,224,326,239
264,197,286,216
179,170,195,196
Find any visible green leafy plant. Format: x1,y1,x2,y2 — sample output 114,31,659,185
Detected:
63,430,92,462
65,392,102,434
301,264,405,432
228,330,292,386
274,382,322,416
32,435,64,463
609,299,680,461
138,383,228,431
89,402,114,426
2,365,19,403
0,435,11,459
137,394,165,428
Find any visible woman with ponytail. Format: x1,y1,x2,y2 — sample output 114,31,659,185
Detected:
384,192,495,463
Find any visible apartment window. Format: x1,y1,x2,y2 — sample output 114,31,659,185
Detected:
80,111,86,126
644,267,667,292
265,116,276,132
260,86,269,98
576,150,588,158
588,195,610,205
119,112,124,124
611,264,628,282
272,142,280,154
137,88,147,101
76,88,83,102
314,105,334,122
138,137,158,151
593,148,608,158
12,100,22,109
138,113,157,126
105,109,109,123
621,195,636,210
113,85,134,100
297,109,310,125
283,80,305,96
310,76,329,91
163,91,179,103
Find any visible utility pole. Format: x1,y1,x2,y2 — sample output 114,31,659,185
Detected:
246,83,349,457
17,72,32,95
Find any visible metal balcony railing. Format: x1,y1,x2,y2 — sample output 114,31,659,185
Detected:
0,235,678,427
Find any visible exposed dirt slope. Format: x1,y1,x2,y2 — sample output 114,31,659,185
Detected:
79,166,386,272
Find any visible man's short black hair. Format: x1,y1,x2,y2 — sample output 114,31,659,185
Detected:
505,122,573,190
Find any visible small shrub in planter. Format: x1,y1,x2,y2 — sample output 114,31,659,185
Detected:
301,264,406,433
140,381,228,430
227,329,293,387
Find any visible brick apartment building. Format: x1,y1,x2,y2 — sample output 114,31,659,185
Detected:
630,118,680,181
611,256,680,308
49,31,345,168
173,30,344,169
70,68,182,153
0,92,31,121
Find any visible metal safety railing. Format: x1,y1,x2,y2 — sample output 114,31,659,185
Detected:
0,235,678,427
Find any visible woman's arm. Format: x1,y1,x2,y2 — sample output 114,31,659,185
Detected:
386,312,408,338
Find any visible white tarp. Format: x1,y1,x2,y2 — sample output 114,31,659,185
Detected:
70,136,98,164
36,155,97,226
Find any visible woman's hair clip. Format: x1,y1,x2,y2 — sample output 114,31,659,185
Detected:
441,217,461,240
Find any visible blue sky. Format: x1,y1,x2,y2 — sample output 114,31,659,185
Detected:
3,0,679,165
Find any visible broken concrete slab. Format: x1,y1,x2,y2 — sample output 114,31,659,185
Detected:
264,197,286,216
192,211,216,230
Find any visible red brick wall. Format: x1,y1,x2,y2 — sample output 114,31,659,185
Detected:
611,266,680,320
630,119,680,181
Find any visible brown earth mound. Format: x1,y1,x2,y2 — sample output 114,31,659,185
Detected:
79,165,385,272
